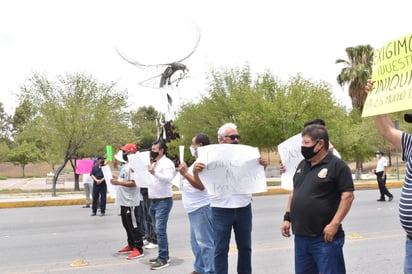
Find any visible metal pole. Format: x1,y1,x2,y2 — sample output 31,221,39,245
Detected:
394,120,400,181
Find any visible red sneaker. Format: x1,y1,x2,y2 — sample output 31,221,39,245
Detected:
127,248,144,260
118,245,132,254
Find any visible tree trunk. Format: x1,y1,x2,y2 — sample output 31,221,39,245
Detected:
74,173,80,191
355,159,362,180
52,159,68,197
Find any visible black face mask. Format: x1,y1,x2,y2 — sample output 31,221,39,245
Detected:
150,151,159,160
301,142,320,160
122,153,128,162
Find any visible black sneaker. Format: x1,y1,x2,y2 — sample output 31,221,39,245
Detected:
91,212,96,216
149,257,159,264
150,259,170,270
389,196,394,202
149,257,171,264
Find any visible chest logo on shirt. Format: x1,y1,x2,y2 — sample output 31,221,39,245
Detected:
318,168,328,178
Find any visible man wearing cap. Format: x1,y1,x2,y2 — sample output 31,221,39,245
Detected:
111,143,145,260
366,79,412,273
373,150,393,202
90,157,107,216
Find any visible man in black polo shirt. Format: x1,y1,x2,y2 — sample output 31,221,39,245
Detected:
281,124,355,274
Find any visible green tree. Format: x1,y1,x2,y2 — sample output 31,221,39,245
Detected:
8,141,41,176
336,45,374,110
0,102,12,145
15,72,135,196
175,67,349,162
336,45,374,177
130,106,160,150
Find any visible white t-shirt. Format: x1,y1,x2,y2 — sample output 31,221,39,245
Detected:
83,174,93,185
376,156,388,173
181,164,210,213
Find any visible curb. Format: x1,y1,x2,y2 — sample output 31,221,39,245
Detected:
0,181,404,209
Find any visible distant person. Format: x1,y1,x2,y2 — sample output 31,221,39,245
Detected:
366,79,412,273
90,157,107,216
111,143,145,260
147,140,176,270
82,172,93,208
178,133,214,274
281,124,355,274
373,150,393,202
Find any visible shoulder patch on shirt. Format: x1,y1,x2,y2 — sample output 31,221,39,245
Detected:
318,168,328,178
296,168,302,174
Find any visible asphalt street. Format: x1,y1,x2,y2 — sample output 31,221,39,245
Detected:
0,188,405,274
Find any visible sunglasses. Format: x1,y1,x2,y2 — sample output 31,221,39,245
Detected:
225,134,241,140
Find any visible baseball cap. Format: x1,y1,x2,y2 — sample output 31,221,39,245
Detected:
375,150,384,155
120,143,138,153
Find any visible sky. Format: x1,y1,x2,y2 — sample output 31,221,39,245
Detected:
1,0,412,116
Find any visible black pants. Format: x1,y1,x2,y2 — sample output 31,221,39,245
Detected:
376,171,392,199
92,182,107,213
140,188,157,244
121,206,144,252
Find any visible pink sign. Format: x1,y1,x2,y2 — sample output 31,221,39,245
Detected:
76,159,94,174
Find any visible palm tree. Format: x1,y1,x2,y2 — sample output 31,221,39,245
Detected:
336,45,374,110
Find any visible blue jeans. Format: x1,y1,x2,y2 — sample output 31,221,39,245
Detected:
405,235,412,274
149,197,173,262
188,204,215,274
212,203,252,274
294,235,346,274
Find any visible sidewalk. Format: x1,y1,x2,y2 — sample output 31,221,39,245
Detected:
0,177,404,208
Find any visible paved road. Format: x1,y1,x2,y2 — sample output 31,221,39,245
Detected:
0,188,405,274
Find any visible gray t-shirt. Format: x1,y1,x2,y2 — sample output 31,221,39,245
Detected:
116,162,140,207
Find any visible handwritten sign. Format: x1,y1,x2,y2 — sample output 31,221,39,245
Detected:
75,159,94,175
278,134,302,190
197,144,267,195
363,32,412,117
278,133,341,190
127,151,154,187
101,165,116,198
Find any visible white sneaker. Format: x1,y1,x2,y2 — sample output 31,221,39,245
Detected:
143,239,149,246
144,242,158,249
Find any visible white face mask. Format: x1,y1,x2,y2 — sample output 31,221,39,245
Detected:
190,146,196,157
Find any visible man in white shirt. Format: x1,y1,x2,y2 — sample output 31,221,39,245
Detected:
147,140,176,270
374,150,393,202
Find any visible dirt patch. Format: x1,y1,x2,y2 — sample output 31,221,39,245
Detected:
0,162,59,177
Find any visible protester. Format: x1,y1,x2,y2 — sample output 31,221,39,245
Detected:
82,172,93,208
373,150,394,202
195,122,267,274
366,79,412,273
178,133,214,274
90,157,107,216
147,140,176,270
280,124,355,274
110,143,145,260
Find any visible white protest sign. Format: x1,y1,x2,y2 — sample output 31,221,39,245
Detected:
277,133,303,190
101,165,117,198
278,132,341,190
127,151,154,187
197,144,267,195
